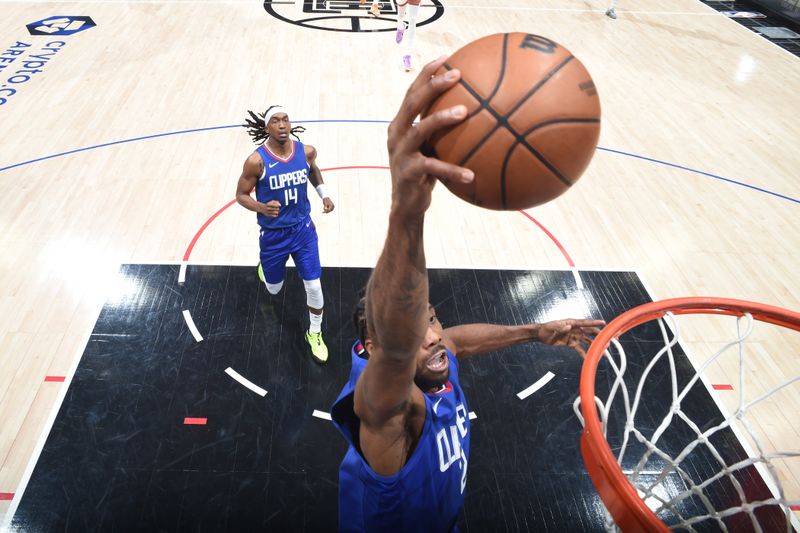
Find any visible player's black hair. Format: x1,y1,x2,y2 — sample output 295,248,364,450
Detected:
353,287,368,345
243,105,306,145
351,287,445,346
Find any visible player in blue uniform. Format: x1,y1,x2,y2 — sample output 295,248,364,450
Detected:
237,105,335,364
331,57,605,531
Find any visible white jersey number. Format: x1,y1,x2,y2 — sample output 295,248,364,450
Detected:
435,403,469,494
284,188,298,206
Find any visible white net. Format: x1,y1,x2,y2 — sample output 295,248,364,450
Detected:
574,310,800,532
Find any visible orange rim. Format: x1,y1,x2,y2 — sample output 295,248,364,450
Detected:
579,297,800,532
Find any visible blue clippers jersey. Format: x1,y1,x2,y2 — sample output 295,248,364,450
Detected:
254,141,311,229
331,341,470,533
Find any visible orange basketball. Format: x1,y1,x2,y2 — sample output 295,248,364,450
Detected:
422,33,601,210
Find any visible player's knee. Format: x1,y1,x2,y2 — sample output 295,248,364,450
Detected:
266,280,284,295
303,278,324,309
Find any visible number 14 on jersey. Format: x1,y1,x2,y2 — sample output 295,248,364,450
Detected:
284,188,298,205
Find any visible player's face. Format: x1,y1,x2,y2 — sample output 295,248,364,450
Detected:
413,305,449,392
266,113,290,143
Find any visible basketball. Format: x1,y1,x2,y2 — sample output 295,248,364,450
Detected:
422,33,601,210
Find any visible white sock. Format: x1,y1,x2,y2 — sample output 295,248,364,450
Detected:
397,3,407,28
404,4,419,55
309,311,323,334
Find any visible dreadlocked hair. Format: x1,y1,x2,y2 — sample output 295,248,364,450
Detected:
242,105,307,145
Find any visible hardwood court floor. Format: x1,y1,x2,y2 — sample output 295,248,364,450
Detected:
1,0,799,525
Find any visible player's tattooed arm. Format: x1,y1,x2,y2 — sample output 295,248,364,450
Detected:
367,53,473,365
367,215,428,360
356,56,472,426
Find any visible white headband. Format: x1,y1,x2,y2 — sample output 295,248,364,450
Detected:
264,106,290,123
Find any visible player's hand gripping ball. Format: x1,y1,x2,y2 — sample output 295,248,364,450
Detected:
422,33,601,210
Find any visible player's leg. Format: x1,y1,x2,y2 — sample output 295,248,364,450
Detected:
396,0,408,43
291,220,328,364
303,278,326,362
369,0,381,17
401,1,420,70
258,228,290,295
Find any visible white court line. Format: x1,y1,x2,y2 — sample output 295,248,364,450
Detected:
517,371,556,400
469,411,477,420
572,269,584,290
182,309,203,342
313,410,332,421
178,261,187,284
225,367,267,397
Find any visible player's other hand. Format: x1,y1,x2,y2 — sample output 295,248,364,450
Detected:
537,319,605,358
322,197,335,213
262,200,281,218
387,55,473,217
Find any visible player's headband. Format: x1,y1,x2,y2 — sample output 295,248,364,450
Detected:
264,106,290,123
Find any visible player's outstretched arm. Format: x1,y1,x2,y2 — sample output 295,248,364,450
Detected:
355,56,472,431
444,319,605,359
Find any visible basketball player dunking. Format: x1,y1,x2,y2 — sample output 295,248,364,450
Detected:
330,57,604,530
237,106,335,364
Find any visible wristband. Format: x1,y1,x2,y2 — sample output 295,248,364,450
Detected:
316,184,329,199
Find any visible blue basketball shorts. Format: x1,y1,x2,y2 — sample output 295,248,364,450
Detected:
259,217,321,284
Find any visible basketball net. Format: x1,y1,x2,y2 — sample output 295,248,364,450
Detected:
573,297,800,532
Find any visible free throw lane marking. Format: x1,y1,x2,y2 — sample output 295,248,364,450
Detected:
517,371,556,400
182,309,203,342
178,261,187,284
225,367,268,397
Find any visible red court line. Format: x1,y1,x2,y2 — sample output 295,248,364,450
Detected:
183,417,207,425
517,210,575,267
791,504,800,511
44,376,66,382
712,384,734,390
0,492,13,500
182,165,576,271
182,199,237,261
182,166,385,262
